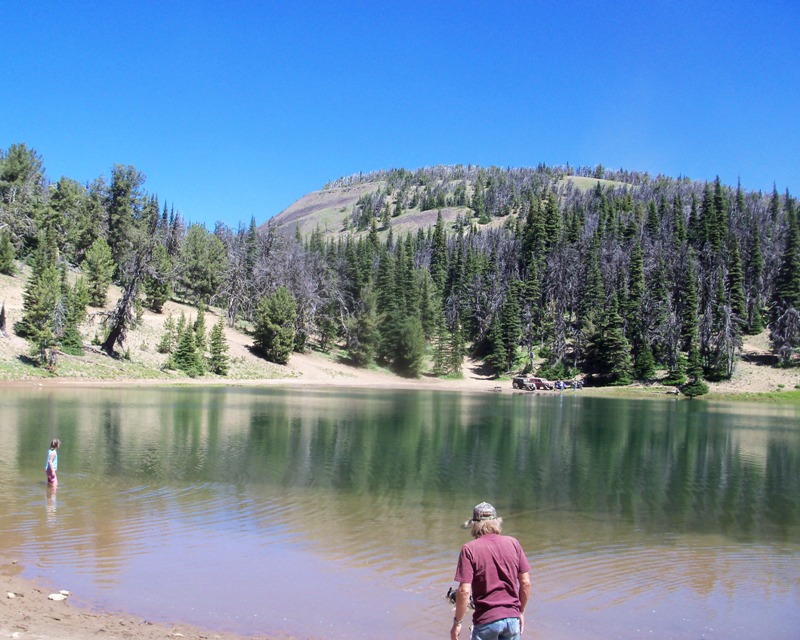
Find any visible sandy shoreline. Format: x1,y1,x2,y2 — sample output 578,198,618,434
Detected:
1,557,283,640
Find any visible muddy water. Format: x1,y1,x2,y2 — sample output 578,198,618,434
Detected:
0,386,798,639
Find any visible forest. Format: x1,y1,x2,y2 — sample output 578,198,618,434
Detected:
1,143,798,396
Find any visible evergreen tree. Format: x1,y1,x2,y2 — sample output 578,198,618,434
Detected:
429,210,448,292
633,341,656,381
499,279,522,372
157,313,177,354
432,311,449,376
60,276,89,355
178,224,228,304
254,286,297,364
588,296,633,385
769,201,800,362
194,303,207,357
0,229,15,275
484,313,507,376
208,316,229,375
662,352,688,387
447,317,466,377
15,236,65,368
681,339,709,397
173,319,204,377
143,244,172,313
727,239,747,327
393,315,426,377
83,237,116,307
680,252,700,351
746,224,765,334
345,288,378,367
106,164,145,268
543,191,562,249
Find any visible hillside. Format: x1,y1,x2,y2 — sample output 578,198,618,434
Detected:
2,266,798,397
267,165,633,240
0,268,495,391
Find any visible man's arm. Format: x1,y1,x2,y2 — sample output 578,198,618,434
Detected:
518,571,531,632
450,582,471,640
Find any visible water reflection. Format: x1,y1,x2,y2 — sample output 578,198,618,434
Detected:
0,387,798,639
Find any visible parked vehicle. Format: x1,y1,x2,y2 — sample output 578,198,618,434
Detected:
512,376,555,391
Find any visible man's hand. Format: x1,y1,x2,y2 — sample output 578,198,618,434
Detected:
451,582,471,640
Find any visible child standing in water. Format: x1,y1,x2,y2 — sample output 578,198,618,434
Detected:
45,439,60,487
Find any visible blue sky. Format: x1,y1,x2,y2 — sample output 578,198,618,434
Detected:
3,1,798,229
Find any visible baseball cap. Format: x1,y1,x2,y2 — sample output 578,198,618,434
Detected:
470,501,497,523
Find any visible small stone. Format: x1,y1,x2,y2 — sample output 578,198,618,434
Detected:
7,592,16,599
48,593,68,601
59,590,71,596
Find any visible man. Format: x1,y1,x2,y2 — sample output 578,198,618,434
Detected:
451,502,531,640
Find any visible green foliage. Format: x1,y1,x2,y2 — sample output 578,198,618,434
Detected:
13,235,88,367
0,230,15,275
633,341,656,381
537,360,578,381
208,316,229,375
194,303,207,356
662,353,688,386
83,237,116,307
254,286,297,364
681,340,709,397
0,143,45,253
172,317,205,377
106,164,145,268
587,296,633,385
157,314,177,354
143,244,172,313
178,224,228,304
393,315,426,377
345,289,378,367
484,314,508,376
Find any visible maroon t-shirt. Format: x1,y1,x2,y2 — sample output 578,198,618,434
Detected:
454,533,530,625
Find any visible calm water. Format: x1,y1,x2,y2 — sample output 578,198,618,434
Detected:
0,386,798,639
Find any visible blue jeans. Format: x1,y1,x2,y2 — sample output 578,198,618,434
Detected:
471,616,521,640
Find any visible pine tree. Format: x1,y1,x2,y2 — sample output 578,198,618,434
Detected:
83,237,116,307
194,303,207,357
588,295,633,385
447,317,466,377
254,287,297,364
345,289,378,367
173,319,203,377
484,313,507,376
681,339,709,397
727,239,747,327
208,316,229,375
769,200,800,361
143,244,172,313
59,276,89,355
432,311,449,376
394,315,426,377
0,230,16,275
500,279,522,372
157,314,177,354
680,252,700,351
746,224,765,334
429,210,448,292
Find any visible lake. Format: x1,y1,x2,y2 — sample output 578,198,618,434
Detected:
0,385,798,639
